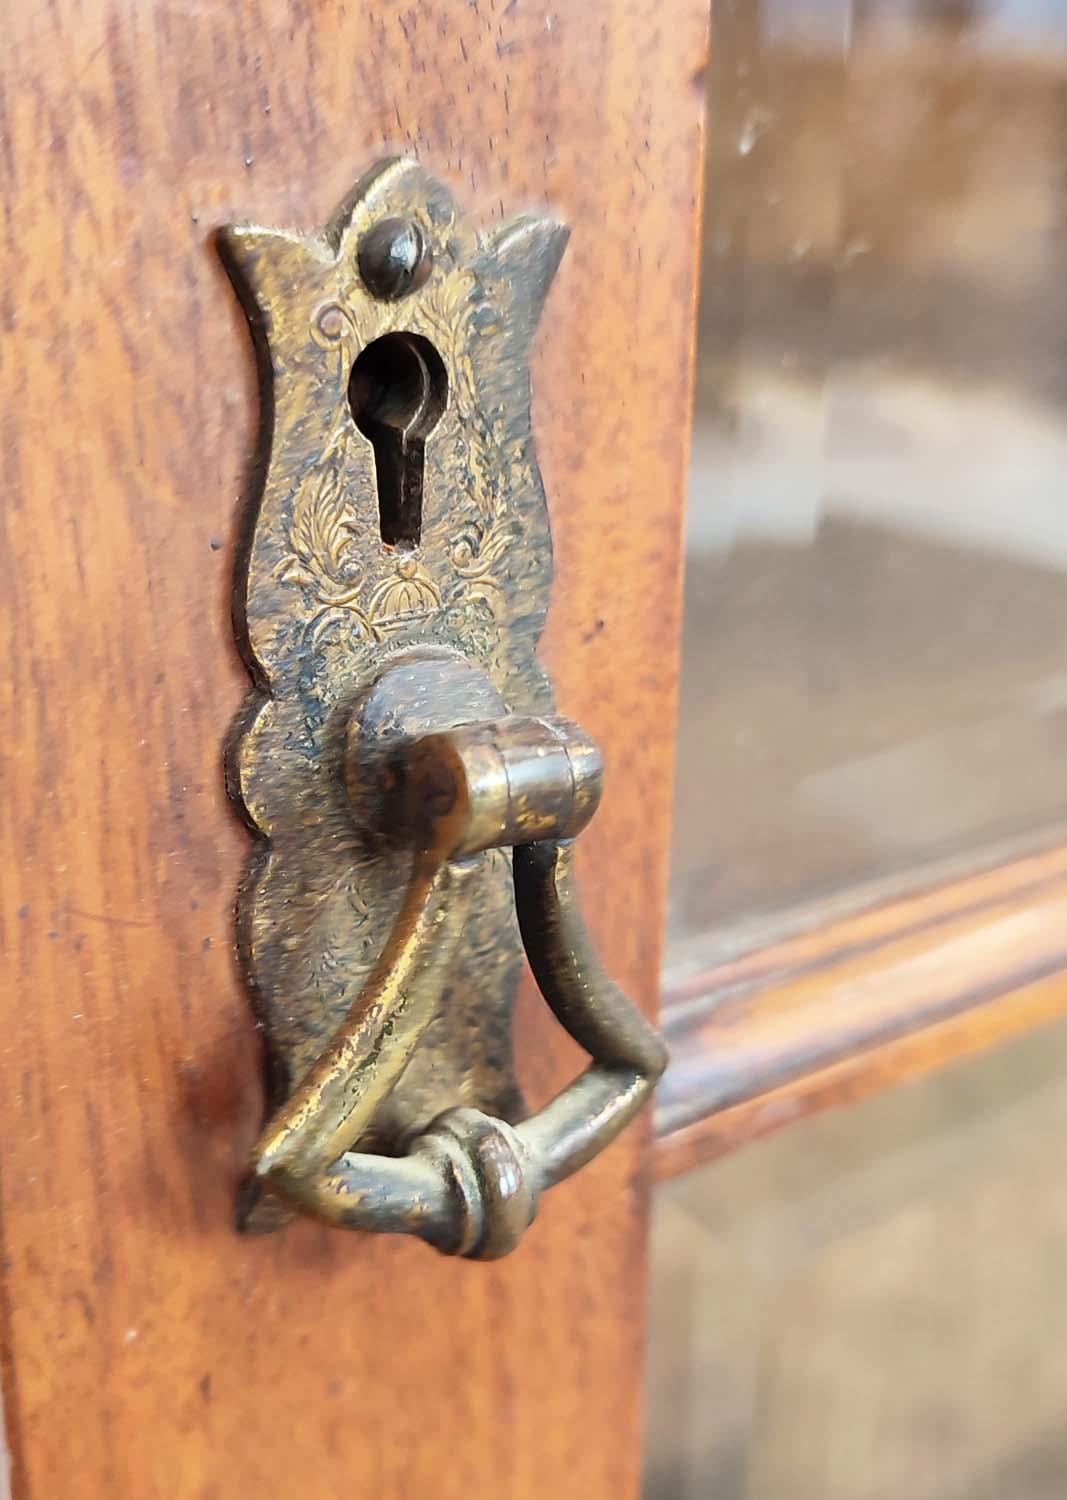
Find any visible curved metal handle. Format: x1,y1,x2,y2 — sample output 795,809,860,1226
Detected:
249,711,667,1259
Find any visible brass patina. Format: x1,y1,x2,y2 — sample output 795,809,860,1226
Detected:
221,160,666,1257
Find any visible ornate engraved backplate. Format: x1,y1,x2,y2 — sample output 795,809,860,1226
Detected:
220,160,568,1195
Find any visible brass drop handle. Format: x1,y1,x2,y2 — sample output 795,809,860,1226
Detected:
222,158,667,1258
249,664,667,1259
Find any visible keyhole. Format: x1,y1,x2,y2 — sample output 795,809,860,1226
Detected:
348,333,448,547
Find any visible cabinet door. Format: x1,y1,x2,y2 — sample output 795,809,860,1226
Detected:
0,4,707,1495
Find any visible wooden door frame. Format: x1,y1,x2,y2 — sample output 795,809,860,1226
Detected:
656,836,1067,1177
0,2,709,1495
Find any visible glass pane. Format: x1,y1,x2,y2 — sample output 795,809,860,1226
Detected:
670,0,1067,961
644,1015,1067,1499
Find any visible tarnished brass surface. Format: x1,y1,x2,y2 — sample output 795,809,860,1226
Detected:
222,160,666,1255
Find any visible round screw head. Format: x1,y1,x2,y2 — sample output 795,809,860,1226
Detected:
358,217,433,300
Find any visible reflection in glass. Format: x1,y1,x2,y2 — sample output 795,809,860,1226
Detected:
645,1016,1067,1499
669,0,1067,962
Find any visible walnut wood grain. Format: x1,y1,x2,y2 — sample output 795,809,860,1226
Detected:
0,3,708,1495
656,843,1067,1180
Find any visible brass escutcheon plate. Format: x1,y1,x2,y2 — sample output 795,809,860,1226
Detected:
220,159,569,1230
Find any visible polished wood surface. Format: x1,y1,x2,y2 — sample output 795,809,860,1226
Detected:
0,3,707,1494
656,843,1067,1179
